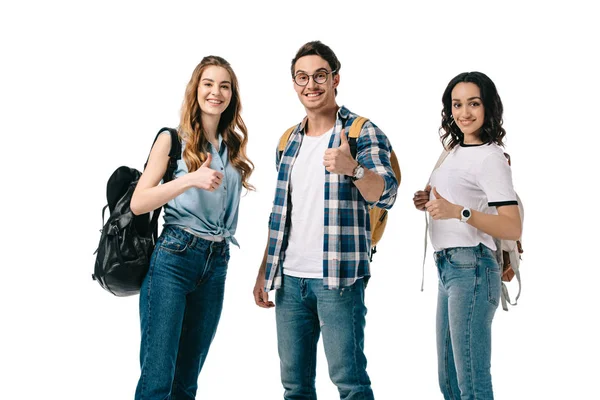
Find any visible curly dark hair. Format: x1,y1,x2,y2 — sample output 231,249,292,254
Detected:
439,71,506,149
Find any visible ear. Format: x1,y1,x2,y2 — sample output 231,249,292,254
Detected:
332,73,340,89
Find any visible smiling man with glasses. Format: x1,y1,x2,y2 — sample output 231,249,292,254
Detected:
253,40,398,400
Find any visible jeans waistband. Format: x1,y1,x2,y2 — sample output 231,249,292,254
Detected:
183,227,224,242
162,225,228,249
434,243,494,260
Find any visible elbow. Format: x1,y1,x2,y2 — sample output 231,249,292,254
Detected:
130,202,142,216
507,224,522,241
130,195,144,216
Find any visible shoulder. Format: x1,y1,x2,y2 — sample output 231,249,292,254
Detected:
152,131,174,157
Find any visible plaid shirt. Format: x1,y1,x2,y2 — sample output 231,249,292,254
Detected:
264,106,398,291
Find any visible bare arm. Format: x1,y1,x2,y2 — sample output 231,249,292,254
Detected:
130,134,223,215
425,187,522,241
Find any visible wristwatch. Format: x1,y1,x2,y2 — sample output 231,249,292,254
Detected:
460,207,472,223
351,163,365,181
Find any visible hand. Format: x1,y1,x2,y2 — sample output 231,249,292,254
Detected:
425,187,462,220
413,184,431,211
253,272,274,308
323,131,357,175
188,153,224,191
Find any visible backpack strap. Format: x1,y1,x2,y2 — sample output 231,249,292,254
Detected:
277,125,298,162
145,127,182,242
347,116,368,159
143,127,181,182
421,149,451,291
501,258,522,311
158,127,181,183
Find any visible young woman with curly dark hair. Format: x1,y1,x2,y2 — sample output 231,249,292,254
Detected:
413,72,521,400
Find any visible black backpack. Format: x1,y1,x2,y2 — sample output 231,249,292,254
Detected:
92,128,181,296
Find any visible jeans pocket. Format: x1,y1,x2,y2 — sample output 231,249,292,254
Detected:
487,268,501,306
446,248,477,269
160,235,188,254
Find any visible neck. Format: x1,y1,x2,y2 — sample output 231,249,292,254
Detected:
305,103,338,136
462,131,483,145
201,114,220,146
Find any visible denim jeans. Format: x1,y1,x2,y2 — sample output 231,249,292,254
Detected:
275,275,373,400
135,226,229,400
435,244,501,400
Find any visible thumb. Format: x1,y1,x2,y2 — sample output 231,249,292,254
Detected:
433,187,444,200
425,184,431,192
201,153,212,168
339,131,349,147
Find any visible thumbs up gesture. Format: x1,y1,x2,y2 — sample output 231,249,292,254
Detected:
323,132,357,175
189,152,224,192
425,187,462,220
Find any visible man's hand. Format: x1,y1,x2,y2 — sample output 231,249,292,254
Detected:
253,272,274,308
323,132,357,175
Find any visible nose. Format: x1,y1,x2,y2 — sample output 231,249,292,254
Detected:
306,76,318,89
458,107,471,119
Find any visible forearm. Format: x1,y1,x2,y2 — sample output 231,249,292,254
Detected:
467,209,522,241
353,169,385,203
130,175,193,215
446,204,521,240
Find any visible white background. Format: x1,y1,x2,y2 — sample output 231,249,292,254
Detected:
1,0,598,399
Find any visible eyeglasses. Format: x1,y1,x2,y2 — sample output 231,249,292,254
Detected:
293,69,337,86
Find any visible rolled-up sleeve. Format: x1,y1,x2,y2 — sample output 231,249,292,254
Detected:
356,121,398,209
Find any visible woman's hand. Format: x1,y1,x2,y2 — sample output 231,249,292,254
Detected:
187,153,224,191
413,184,431,211
425,187,461,220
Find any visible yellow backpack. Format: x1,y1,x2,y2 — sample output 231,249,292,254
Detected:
278,116,401,260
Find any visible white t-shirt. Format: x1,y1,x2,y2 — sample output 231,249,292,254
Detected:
283,128,333,278
429,143,518,251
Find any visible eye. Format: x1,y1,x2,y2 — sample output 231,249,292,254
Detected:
204,82,212,87
469,101,480,107
221,84,231,90
296,73,308,83
452,103,461,109
315,71,327,81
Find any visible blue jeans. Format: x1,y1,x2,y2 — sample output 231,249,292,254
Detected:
435,244,501,400
275,276,373,400
135,226,229,400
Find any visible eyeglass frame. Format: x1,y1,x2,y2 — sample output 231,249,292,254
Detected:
293,69,338,86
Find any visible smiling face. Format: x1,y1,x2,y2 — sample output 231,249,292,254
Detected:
451,82,485,143
197,65,232,117
293,55,339,111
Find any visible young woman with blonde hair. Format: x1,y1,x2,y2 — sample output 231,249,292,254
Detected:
130,55,253,399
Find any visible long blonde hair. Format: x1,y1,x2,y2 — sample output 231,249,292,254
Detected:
180,55,254,190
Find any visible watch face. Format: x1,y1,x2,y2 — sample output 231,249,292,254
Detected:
462,209,471,218
357,166,365,179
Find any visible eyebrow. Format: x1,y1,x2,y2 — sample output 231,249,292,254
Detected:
452,97,482,101
201,78,232,85
295,68,328,74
